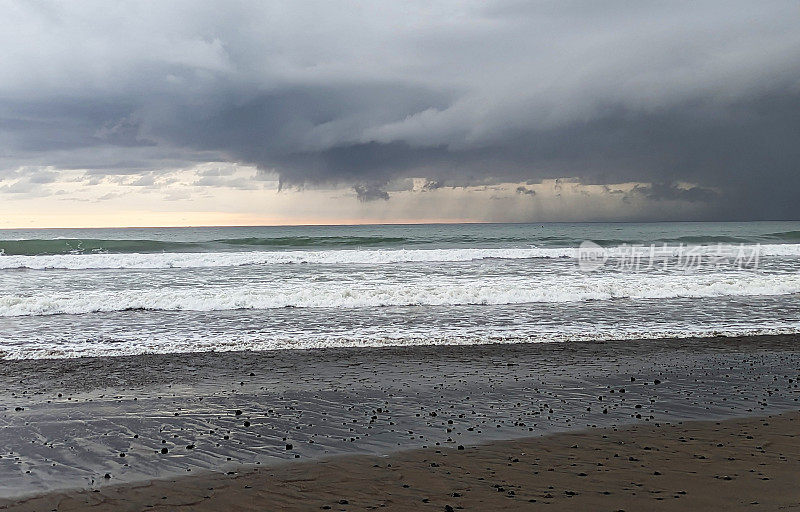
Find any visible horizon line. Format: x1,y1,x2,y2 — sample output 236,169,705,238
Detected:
2,219,799,230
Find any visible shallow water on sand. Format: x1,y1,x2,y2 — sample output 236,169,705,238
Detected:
0,336,798,497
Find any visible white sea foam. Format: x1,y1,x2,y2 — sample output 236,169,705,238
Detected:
1,243,799,270
4,324,800,360
3,271,800,317
0,247,558,269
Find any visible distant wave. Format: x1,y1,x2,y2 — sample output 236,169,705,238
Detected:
1,244,799,270
763,230,800,241
656,235,752,244
0,247,558,269
0,235,576,255
0,238,198,256
3,271,800,317
214,236,407,247
4,230,800,256
0,236,407,255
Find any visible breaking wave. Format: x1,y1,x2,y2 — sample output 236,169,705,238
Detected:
3,271,800,317
1,244,799,270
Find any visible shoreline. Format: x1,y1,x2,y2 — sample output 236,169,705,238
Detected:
3,330,799,363
3,411,799,511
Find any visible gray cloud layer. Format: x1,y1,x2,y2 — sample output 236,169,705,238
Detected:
2,0,800,219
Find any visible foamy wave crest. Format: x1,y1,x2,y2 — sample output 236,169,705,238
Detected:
2,244,800,270
6,325,800,360
0,247,563,269
3,272,800,316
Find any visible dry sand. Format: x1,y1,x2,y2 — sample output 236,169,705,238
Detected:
3,411,798,511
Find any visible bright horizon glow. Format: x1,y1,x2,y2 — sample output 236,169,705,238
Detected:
0,161,722,229
0,176,718,229
0,212,477,230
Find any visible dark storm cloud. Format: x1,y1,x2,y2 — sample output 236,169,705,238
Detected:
1,0,800,219
627,183,718,204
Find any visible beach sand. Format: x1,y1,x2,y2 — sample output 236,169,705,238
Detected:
3,411,799,511
0,335,798,510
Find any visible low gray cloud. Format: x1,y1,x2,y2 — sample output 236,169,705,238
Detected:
0,168,59,195
353,184,390,202
27,170,59,184
1,1,799,219
127,174,157,187
194,175,259,190
420,179,445,191
629,183,718,203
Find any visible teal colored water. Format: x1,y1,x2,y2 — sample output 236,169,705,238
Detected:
2,221,800,255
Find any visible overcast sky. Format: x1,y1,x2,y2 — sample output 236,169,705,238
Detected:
1,0,799,226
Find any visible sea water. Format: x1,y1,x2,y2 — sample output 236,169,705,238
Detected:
1,221,800,359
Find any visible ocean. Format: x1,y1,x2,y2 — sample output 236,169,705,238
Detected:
2,221,800,360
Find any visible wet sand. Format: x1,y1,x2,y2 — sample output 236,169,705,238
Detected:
3,411,799,511
0,334,798,508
